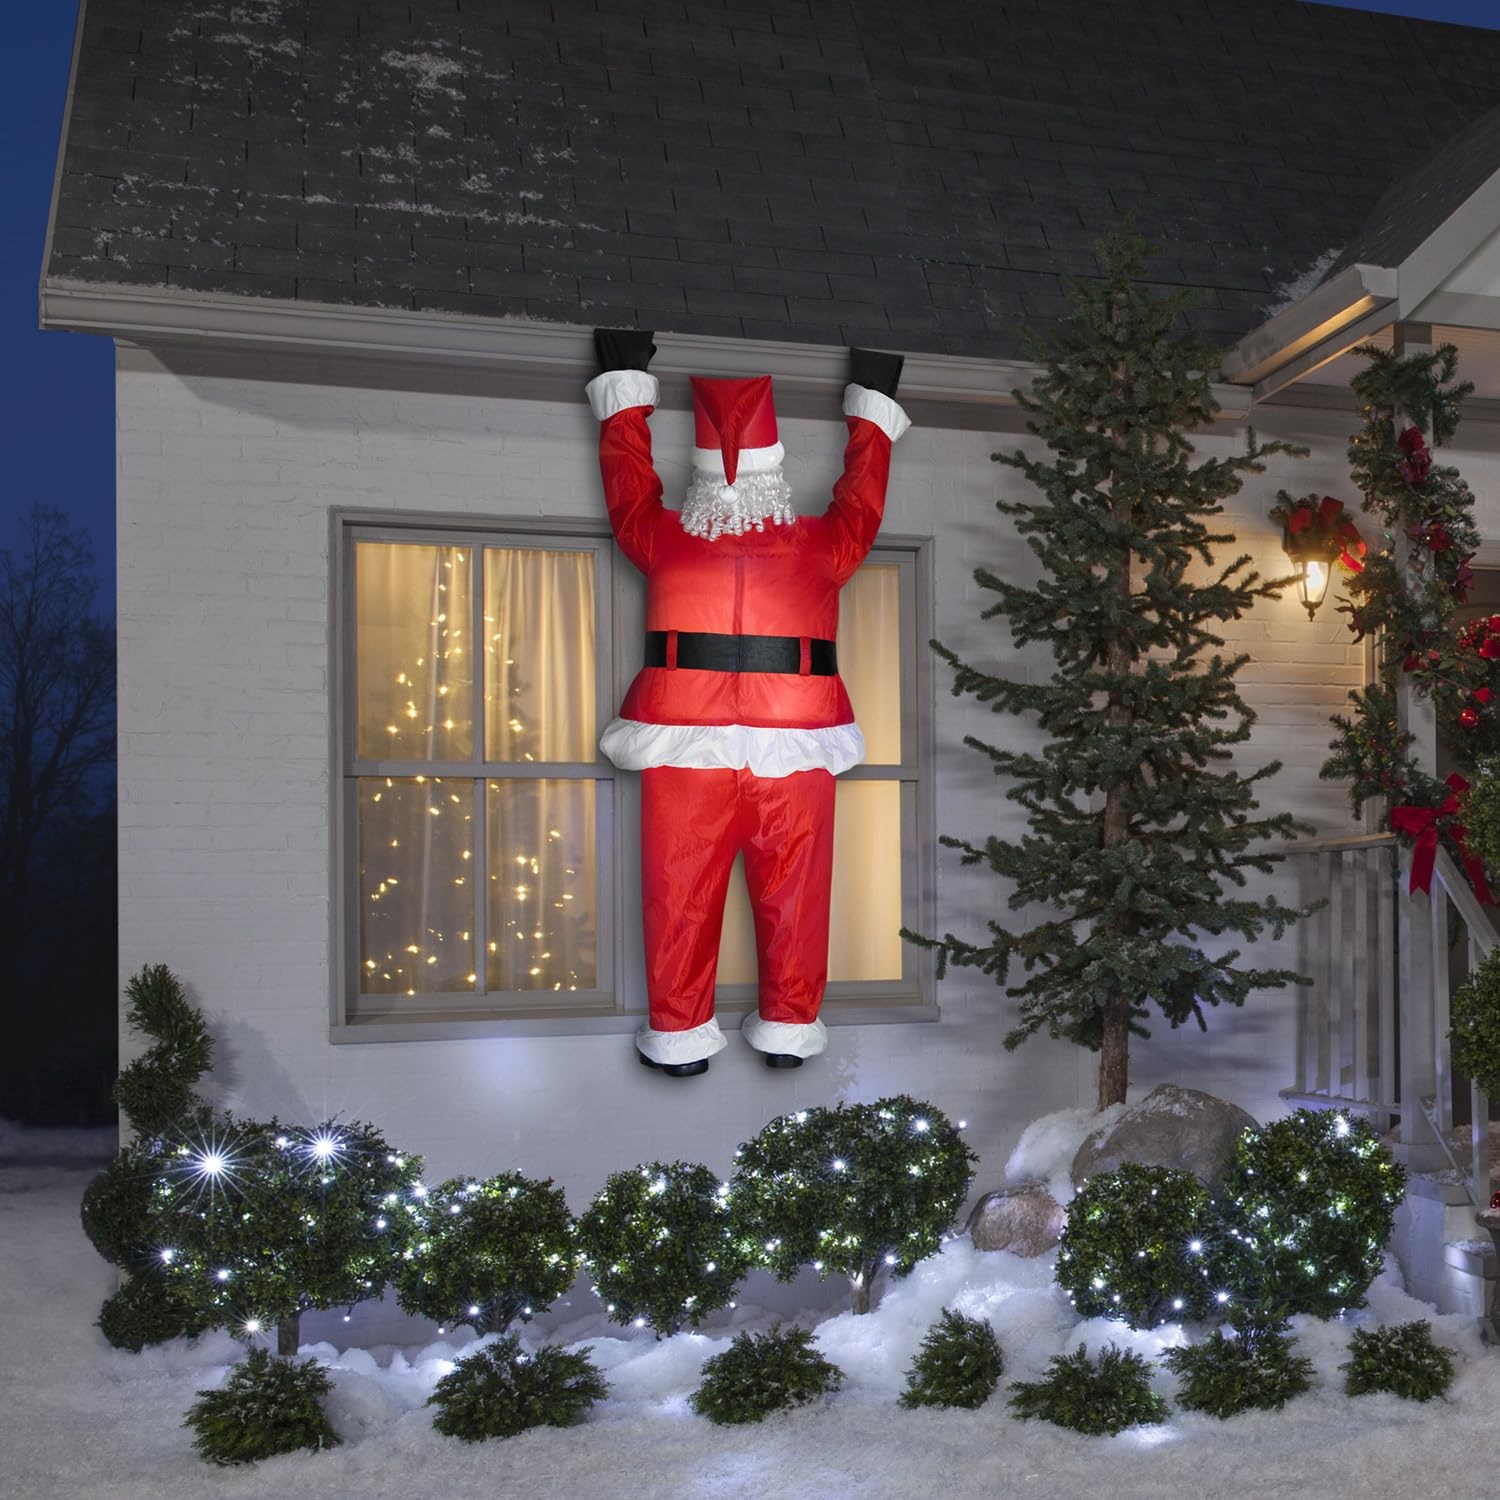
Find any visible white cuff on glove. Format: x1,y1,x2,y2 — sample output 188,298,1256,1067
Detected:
586,369,660,421
843,384,911,443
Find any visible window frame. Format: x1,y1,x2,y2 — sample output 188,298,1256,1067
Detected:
328,507,937,1042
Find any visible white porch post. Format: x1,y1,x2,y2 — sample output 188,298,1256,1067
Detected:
1392,322,1446,1170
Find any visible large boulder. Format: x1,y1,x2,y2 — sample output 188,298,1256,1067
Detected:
966,1183,1066,1256
1070,1084,1258,1190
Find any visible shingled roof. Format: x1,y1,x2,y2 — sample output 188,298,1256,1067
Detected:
43,0,1500,360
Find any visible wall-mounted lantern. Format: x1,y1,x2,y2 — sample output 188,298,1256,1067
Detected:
1270,493,1366,621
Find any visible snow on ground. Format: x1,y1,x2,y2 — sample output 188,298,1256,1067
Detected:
5,1116,1500,1500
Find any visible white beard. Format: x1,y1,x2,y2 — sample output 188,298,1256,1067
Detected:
680,468,795,541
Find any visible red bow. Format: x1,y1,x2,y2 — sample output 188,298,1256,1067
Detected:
1391,773,1494,904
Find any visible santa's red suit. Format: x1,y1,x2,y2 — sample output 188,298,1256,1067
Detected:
586,361,910,1070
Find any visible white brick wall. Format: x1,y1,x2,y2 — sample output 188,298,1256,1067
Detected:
117,352,1461,1215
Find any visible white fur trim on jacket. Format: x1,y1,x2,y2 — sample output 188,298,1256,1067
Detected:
740,1014,829,1059
690,441,786,477
600,718,866,777
636,1017,729,1066
586,369,660,421
843,384,911,443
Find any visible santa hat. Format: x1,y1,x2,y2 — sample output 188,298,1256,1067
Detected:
682,375,793,539
690,375,786,499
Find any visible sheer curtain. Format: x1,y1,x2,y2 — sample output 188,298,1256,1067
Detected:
717,563,905,985
483,548,597,993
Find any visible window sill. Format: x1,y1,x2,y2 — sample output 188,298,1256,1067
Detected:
330,998,939,1045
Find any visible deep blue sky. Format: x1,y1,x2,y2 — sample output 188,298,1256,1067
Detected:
7,0,1500,618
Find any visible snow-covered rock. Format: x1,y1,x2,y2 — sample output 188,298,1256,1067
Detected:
1070,1084,1258,1189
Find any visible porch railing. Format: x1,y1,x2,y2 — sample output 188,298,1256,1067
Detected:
1280,833,1495,1213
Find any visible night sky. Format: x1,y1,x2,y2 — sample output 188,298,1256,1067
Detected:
7,1,1500,620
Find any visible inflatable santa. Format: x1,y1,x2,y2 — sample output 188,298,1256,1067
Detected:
585,329,909,1076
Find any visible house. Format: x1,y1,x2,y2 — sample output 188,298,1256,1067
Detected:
38,0,1500,1324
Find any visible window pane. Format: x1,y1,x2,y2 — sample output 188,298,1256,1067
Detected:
356,543,474,762
485,548,597,763
358,776,475,994
717,779,903,985
486,780,597,991
838,564,901,764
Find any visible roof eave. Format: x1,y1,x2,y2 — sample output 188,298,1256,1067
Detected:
38,278,1255,422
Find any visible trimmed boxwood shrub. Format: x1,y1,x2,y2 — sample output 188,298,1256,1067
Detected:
183,1347,339,1466
427,1333,608,1441
575,1161,750,1337
1056,1163,1225,1329
1160,1316,1314,1418
729,1096,976,1314
1448,948,1500,1100
1219,1109,1405,1318
689,1325,844,1425
1342,1320,1456,1402
391,1173,577,1336
898,1308,1004,1410
1007,1343,1168,1435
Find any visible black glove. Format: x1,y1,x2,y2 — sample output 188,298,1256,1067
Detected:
848,346,904,399
594,328,657,375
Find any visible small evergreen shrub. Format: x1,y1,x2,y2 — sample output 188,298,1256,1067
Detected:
1056,1163,1224,1329
113,964,215,1136
1448,949,1500,1100
1341,1321,1456,1402
1160,1316,1314,1419
183,1347,339,1466
729,1096,976,1314
81,1140,171,1266
391,1173,577,1335
1007,1343,1169,1435
689,1325,844,1425
1459,757,1500,874
898,1307,1004,1410
575,1161,750,1337
1219,1109,1406,1318
98,1272,209,1352
427,1333,608,1441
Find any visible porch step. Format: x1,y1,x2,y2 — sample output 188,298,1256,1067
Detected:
1407,1170,1479,1207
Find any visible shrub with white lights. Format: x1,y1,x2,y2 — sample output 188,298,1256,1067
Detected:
184,1346,339,1466
1007,1343,1169,1435
1160,1314,1314,1419
391,1173,577,1337
689,1325,844,1425
729,1096,976,1314
1219,1108,1405,1319
898,1307,1004,1410
575,1161,751,1338
1055,1162,1226,1329
427,1332,609,1442
148,1117,425,1353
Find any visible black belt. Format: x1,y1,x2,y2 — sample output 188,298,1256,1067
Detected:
644,630,837,676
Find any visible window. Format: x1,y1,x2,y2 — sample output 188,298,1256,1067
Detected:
332,516,933,1037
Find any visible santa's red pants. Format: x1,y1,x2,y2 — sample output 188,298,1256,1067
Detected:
640,764,835,1035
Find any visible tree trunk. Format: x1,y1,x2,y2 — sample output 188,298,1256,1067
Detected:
1098,996,1130,1108
850,1258,877,1315
277,1312,301,1358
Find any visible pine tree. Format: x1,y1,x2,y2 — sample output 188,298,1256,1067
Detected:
904,232,1308,1108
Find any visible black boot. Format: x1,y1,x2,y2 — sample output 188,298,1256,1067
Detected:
638,1050,709,1078
763,1053,803,1070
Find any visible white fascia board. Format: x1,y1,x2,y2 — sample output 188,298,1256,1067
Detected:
36,1,89,314
1222,263,1397,389
1406,290,1500,331
1395,165,1500,320
38,278,1252,424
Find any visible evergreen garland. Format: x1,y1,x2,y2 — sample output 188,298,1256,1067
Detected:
390,1173,577,1336
1341,1320,1456,1401
1160,1317,1314,1418
1055,1163,1226,1328
575,1161,750,1337
900,230,1309,1109
898,1308,1004,1410
1219,1109,1405,1318
688,1325,844,1425
1321,344,1484,818
427,1333,608,1441
1007,1343,1168,1435
183,1346,339,1466
728,1096,975,1314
